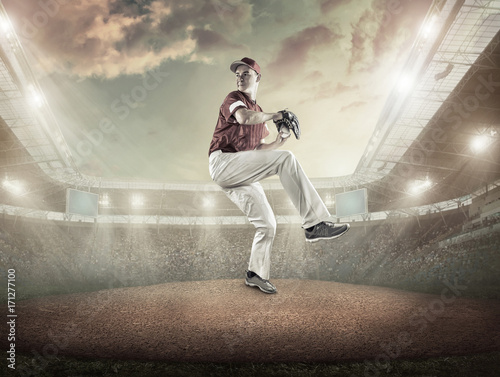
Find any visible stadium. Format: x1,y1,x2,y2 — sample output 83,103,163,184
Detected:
0,0,499,376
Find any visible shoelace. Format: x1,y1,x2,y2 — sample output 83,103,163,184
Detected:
258,276,271,285
249,274,269,284
315,222,332,236
316,222,344,236
254,275,274,288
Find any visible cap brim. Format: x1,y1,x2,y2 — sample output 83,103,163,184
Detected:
230,60,251,73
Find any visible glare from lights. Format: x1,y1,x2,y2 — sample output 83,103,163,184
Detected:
0,16,10,34
409,179,432,196
423,15,437,39
398,74,415,94
470,135,491,154
203,197,214,208
2,179,25,196
99,193,110,207
131,194,144,207
324,194,335,207
33,95,43,108
28,85,43,108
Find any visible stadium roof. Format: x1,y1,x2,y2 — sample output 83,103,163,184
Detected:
355,0,500,210
1,0,499,217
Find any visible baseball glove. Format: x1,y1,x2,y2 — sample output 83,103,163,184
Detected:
274,110,300,140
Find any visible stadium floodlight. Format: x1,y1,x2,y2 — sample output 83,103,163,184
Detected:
409,179,432,196
27,85,43,108
99,193,110,207
131,194,144,207
422,15,437,39
397,74,415,94
2,179,25,196
324,193,335,207
0,16,9,33
470,134,491,154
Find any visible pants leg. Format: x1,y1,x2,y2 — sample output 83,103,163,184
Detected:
222,183,276,280
210,149,331,229
209,149,331,280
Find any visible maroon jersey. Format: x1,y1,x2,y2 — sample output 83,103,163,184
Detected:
209,91,270,155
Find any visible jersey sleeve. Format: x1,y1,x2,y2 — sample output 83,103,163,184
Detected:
221,91,247,122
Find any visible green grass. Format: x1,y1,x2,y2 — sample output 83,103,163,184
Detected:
1,352,499,377
0,281,125,305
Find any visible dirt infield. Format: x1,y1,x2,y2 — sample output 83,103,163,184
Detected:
6,279,500,363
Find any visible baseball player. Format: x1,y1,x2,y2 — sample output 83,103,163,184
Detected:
208,57,350,294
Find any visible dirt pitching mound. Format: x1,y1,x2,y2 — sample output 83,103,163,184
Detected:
7,279,500,363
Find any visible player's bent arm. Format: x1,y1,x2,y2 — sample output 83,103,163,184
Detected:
234,108,283,125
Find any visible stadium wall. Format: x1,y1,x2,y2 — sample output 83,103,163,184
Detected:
1,209,498,301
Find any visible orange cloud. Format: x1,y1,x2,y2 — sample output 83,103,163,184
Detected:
340,100,366,112
267,24,343,79
5,0,253,78
348,0,432,74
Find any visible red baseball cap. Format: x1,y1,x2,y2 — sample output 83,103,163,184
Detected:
230,57,261,75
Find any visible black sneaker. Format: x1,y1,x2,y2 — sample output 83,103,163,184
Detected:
305,222,350,243
245,270,277,294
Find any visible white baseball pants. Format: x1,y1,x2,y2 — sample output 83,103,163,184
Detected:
209,149,331,280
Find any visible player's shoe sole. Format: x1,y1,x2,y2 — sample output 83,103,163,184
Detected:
305,222,350,243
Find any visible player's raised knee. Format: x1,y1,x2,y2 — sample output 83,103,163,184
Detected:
279,149,295,162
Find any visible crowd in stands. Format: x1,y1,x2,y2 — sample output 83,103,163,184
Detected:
0,210,499,298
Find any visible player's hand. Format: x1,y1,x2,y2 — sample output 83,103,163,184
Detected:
276,132,288,146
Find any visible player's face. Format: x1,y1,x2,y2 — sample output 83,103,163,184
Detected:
235,65,260,94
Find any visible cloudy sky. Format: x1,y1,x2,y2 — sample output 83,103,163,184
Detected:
4,0,432,182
